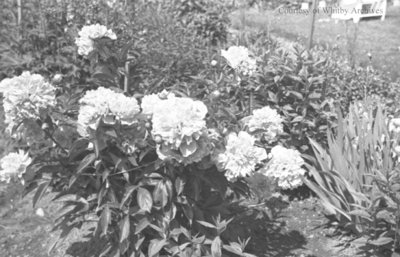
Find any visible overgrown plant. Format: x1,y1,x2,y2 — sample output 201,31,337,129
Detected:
0,22,309,256
306,99,400,253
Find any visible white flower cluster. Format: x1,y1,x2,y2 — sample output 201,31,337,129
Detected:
261,145,305,190
389,118,400,133
0,150,32,184
217,131,267,180
75,24,117,56
142,92,207,146
77,87,140,137
142,91,209,164
221,46,257,76
0,72,56,133
244,106,283,142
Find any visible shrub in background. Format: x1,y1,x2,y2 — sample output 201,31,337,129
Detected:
174,0,230,45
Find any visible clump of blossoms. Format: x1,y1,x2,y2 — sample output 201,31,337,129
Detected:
75,24,117,56
389,118,400,134
243,106,284,142
260,145,306,190
217,131,267,181
141,91,209,164
221,46,257,76
0,71,56,133
0,150,32,184
77,87,140,137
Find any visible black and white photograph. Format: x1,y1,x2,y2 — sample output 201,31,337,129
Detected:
0,0,399,256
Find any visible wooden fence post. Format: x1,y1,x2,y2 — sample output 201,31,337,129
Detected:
17,0,22,26
307,0,317,50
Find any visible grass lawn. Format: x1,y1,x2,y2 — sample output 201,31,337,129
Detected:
230,6,400,81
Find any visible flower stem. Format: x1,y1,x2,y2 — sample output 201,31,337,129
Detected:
43,129,68,154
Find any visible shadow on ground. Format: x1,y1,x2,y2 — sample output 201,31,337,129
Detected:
223,195,314,257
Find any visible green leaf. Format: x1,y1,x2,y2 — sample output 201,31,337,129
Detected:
68,138,89,161
211,236,222,257
153,181,168,208
148,239,167,257
223,243,243,255
33,181,50,208
69,153,96,187
134,217,150,234
137,188,153,212
175,177,185,195
368,237,393,246
348,209,372,221
291,116,303,123
99,205,111,236
179,140,197,157
135,236,145,251
120,215,130,243
197,220,216,229
120,185,139,208
288,90,303,100
182,204,193,225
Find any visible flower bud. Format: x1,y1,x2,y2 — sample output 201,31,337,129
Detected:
145,122,151,128
53,74,62,83
35,208,45,217
211,60,217,66
211,90,221,98
41,123,50,130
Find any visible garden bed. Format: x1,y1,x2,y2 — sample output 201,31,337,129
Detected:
0,191,383,257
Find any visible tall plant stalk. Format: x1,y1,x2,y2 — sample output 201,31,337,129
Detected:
17,0,22,40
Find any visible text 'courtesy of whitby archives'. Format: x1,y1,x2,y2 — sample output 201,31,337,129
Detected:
277,6,384,15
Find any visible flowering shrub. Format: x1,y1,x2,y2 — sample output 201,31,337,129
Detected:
0,2,319,255
0,29,313,254
174,0,230,45
75,24,117,56
261,145,305,190
0,41,305,256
